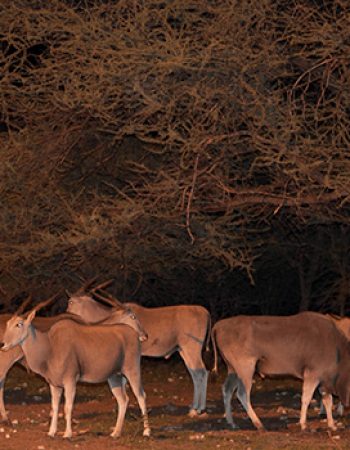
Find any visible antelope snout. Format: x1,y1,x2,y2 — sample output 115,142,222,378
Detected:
0,343,10,352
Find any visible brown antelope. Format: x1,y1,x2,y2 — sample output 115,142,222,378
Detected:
0,284,111,420
0,296,146,422
1,299,151,438
0,312,78,422
211,312,350,431
318,314,350,416
67,290,211,416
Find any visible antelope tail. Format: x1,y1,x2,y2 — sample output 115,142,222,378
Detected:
205,312,212,352
211,326,218,374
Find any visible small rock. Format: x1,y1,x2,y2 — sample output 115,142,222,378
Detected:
189,433,205,440
333,435,341,440
5,434,10,439
277,406,287,414
38,446,45,450
167,378,174,383
11,419,18,425
33,396,42,401
0,428,4,433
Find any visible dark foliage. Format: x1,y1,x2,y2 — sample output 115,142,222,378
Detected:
0,0,349,316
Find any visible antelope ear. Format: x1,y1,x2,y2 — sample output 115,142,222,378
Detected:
25,309,37,323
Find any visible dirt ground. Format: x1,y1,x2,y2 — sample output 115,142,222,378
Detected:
0,358,350,450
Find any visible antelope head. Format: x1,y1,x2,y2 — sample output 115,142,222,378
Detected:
1,296,56,351
106,307,148,342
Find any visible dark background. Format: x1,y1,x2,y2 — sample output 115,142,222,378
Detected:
1,0,349,318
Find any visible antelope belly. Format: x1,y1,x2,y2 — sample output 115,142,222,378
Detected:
76,340,124,383
257,355,303,379
141,334,178,357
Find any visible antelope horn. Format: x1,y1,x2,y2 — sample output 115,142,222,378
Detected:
15,294,32,316
92,289,125,309
0,283,6,296
74,276,100,296
329,313,342,320
90,279,114,293
90,291,116,307
24,292,60,317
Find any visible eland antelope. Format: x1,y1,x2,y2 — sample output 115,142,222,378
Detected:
67,291,211,416
212,311,350,431
0,298,146,422
0,311,79,422
318,314,350,416
1,299,151,438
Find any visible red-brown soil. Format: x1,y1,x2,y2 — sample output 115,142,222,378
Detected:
0,358,349,450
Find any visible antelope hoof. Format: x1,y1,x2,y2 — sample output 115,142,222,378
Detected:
300,423,307,431
329,425,337,432
226,416,240,430
48,430,56,438
110,430,121,438
143,427,151,437
228,422,240,430
188,408,199,418
63,431,72,439
1,417,11,426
